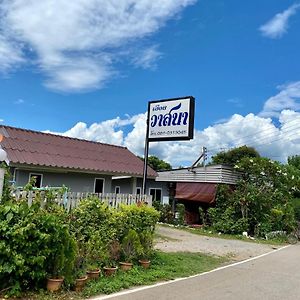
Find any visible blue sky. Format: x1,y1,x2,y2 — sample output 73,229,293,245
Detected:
0,1,300,166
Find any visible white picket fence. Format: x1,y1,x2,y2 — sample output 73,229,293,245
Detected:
12,190,152,211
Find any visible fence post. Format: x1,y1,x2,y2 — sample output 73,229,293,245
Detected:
0,168,4,201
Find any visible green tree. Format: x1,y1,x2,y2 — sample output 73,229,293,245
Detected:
288,155,300,170
209,157,300,236
211,145,260,166
139,155,172,171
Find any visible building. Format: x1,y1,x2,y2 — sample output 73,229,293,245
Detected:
0,125,157,194
156,165,241,223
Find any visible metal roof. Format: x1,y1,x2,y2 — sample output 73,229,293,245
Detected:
0,125,157,178
156,165,241,185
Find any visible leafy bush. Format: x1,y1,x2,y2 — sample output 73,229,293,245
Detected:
0,164,12,203
155,204,174,224
0,196,159,296
291,198,300,221
0,200,76,296
121,229,143,262
208,157,300,236
118,204,160,238
176,203,185,225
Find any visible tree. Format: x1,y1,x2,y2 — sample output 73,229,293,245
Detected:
211,145,260,166
139,155,172,171
288,155,300,170
208,157,300,236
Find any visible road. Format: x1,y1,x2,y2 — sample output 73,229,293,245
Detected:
92,245,300,300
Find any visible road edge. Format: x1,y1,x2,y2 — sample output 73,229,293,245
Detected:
90,245,291,300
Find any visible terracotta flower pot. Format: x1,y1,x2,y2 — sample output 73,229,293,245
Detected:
74,275,88,292
139,259,151,269
86,269,100,280
103,266,118,276
119,262,133,271
47,277,64,292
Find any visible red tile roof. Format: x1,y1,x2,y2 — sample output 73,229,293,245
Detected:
0,125,157,178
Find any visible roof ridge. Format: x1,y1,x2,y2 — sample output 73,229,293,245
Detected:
0,124,127,149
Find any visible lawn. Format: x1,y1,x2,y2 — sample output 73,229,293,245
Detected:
21,251,226,300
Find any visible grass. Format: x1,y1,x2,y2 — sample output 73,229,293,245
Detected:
158,223,287,246
19,251,226,300
154,232,180,242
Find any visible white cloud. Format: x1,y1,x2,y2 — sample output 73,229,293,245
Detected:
259,81,300,117
0,118,4,122
131,45,162,70
45,114,144,146
260,3,300,38
44,80,300,166
0,35,24,73
0,0,196,92
47,110,300,167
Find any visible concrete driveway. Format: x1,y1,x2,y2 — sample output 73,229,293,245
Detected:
92,245,299,300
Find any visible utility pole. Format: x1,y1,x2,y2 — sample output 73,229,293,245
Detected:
202,146,207,167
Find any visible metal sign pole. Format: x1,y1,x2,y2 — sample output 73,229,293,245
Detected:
142,116,149,195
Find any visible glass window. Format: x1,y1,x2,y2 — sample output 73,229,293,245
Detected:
29,173,43,188
149,188,162,202
115,186,120,194
94,178,104,193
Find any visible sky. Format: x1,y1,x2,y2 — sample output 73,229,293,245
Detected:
0,0,300,167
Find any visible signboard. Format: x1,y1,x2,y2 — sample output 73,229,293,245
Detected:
147,96,195,141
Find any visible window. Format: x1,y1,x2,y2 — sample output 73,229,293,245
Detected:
94,178,105,193
136,187,141,195
29,173,43,188
149,188,162,202
115,186,120,194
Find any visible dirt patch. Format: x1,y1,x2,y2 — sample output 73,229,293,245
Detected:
155,225,280,261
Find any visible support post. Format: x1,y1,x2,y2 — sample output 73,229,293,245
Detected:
0,168,5,201
142,116,150,195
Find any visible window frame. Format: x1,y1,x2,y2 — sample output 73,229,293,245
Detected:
149,188,162,202
94,177,105,194
115,186,120,194
28,173,43,188
136,187,141,195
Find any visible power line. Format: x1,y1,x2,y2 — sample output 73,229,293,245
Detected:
206,121,300,154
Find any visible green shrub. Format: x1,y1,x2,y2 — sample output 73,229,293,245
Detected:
0,196,159,296
291,198,300,221
0,200,76,295
0,164,12,203
121,229,143,262
176,203,185,225
156,204,174,224
118,204,160,237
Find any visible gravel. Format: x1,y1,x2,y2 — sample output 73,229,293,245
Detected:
155,225,279,261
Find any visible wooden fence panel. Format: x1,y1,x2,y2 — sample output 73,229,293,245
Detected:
10,190,152,211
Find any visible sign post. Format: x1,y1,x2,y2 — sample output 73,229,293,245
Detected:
142,96,195,194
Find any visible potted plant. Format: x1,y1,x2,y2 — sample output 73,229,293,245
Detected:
103,240,120,276
85,234,104,280
46,226,76,292
74,269,88,292
73,245,88,292
138,231,153,269
120,229,142,271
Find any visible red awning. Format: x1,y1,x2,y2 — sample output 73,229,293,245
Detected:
175,182,217,204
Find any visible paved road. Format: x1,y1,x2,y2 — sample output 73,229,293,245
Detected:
155,225,278,260
92,245,300,300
